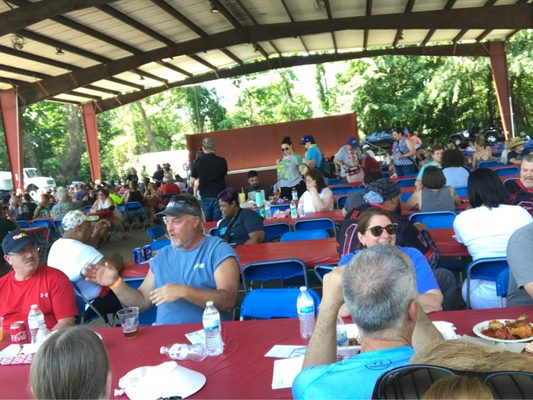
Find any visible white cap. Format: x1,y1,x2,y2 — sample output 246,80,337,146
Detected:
299,286,307,292
206,301,214,307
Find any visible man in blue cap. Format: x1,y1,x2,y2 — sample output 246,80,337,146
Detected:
300,135,323,173
334,137,364,183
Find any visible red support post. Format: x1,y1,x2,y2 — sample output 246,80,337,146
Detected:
0,89,24,192
81,103,102,182
488,41,513,140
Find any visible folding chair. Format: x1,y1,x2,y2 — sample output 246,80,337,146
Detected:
396,178,416,188
465,257,509,309
495,267,509,308
150,239,171,252
280,229,330,242
29,219,55,256
294,218,336,236
241,258,309,292
124,201,147,230
409,211,457,229
146,224,166,241
454,186,468,197
478,161,505,169
313,265,336,283
492,166,520,177
336,195,348,209
331,186,362,195
16,220,30,228
71,281,112,327
264,222,291,242
240,288,321,320
123,277,157,326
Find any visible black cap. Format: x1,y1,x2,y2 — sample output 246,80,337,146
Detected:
155,194,203,219
2,230,36,254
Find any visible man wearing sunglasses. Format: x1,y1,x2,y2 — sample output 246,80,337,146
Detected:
85,194,239,325
293,245,442,400
0,230,78,332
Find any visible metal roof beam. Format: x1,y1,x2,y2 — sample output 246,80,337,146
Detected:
0,0,117,37
15,4,531,106
280,0,310,54
421,0,457,46
363,0,372,49
93,43,492,112
393,0,416,47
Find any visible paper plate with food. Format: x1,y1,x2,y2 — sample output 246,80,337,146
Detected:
473,315,533,343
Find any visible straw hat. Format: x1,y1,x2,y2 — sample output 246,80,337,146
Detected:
509,137,526,150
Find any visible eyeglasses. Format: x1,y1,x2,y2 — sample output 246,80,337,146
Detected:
366,223,398,237
281,147,290,151
372,364,533,399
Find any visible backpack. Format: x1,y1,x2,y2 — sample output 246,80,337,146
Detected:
336,203,440,268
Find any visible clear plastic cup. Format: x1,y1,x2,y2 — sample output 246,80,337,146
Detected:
116,307,139,338
0,317,4,341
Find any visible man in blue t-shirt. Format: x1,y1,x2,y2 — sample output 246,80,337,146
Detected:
300,135,323,171
85,194,240,325
292,245,442,400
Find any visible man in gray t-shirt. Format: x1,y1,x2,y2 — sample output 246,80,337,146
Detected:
507,222,533,307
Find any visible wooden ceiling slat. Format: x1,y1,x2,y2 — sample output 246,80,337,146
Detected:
421,0,457,46
0,0,118,37
323,0,338,53
94,43,492,112
393,0,416,47
13,4,532,106
156,61,193,77
106,77,145,90
133,68,168,84
280,0,310,54
0,64,47,80
363,0,372,50
454,0,497,44
188,55,218,71
0,44,77,71
68,90,102,101
84,84,121,96
476,0,528,43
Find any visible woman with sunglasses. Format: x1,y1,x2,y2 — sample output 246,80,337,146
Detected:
339,207,443,313
273,136,306,200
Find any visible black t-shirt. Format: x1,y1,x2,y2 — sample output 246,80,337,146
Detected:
153,169,164,181
191,153,228,198
218,209,264,245
244,184,273,199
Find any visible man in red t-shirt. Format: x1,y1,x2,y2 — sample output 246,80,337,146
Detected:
505,154,533,216
160,175,180,206
0,231,77,332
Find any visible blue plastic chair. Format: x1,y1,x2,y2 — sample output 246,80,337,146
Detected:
280,229,330,242
150,239,171,251
313,265,336,283
209,227,219,237
327,178,342,185
241,258,309,292
71,281,112,327
336,195,348,209
454,186,468,197
492,166,519,177
331,186,362,195
84,205,93,213
396,178,416,188
240,288,321,320
409,211,457,229
294,218,336,236
478,161,505,169
125,201,147,230
401,192,412,202
264,222,291,242
495,268,509,308
123,277,157,325
465,257,509,309
17,220,30,228
146,225,166,241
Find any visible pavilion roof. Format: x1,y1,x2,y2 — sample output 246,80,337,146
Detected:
0,0,530,112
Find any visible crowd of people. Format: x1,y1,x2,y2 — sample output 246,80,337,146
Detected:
0,129,532,399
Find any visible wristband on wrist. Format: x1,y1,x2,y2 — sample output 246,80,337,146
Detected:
109,277,123,290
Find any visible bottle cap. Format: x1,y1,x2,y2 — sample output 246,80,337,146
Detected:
206,301,214,307
299,286,307,292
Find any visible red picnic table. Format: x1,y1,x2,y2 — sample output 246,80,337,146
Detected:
429,227,469,258
2,306,531,400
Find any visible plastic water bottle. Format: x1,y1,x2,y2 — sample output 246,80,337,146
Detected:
202,301,224,356
160,343,207,362
290,201,298,219
336,317,348,346
291,188,298,201
297,287,315,339
27,304,45,344
264,202,272,219
35,323,51,344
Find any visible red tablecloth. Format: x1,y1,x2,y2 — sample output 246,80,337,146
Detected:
87,210,114,220
121,238,340,278
2,307,531,400
429,227,469,258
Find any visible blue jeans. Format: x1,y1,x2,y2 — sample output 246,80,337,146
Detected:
201,197,221,222
395,164,417,177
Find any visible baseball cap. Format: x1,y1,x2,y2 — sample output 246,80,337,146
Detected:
155,194,203,219
2,230,36,254
202,137,215,152
300,135,315,145
367,178,401,201
347,137,359,148
62,210,88,231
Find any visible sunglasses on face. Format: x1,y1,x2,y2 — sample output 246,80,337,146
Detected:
366,223,399,237
281,147,290,151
